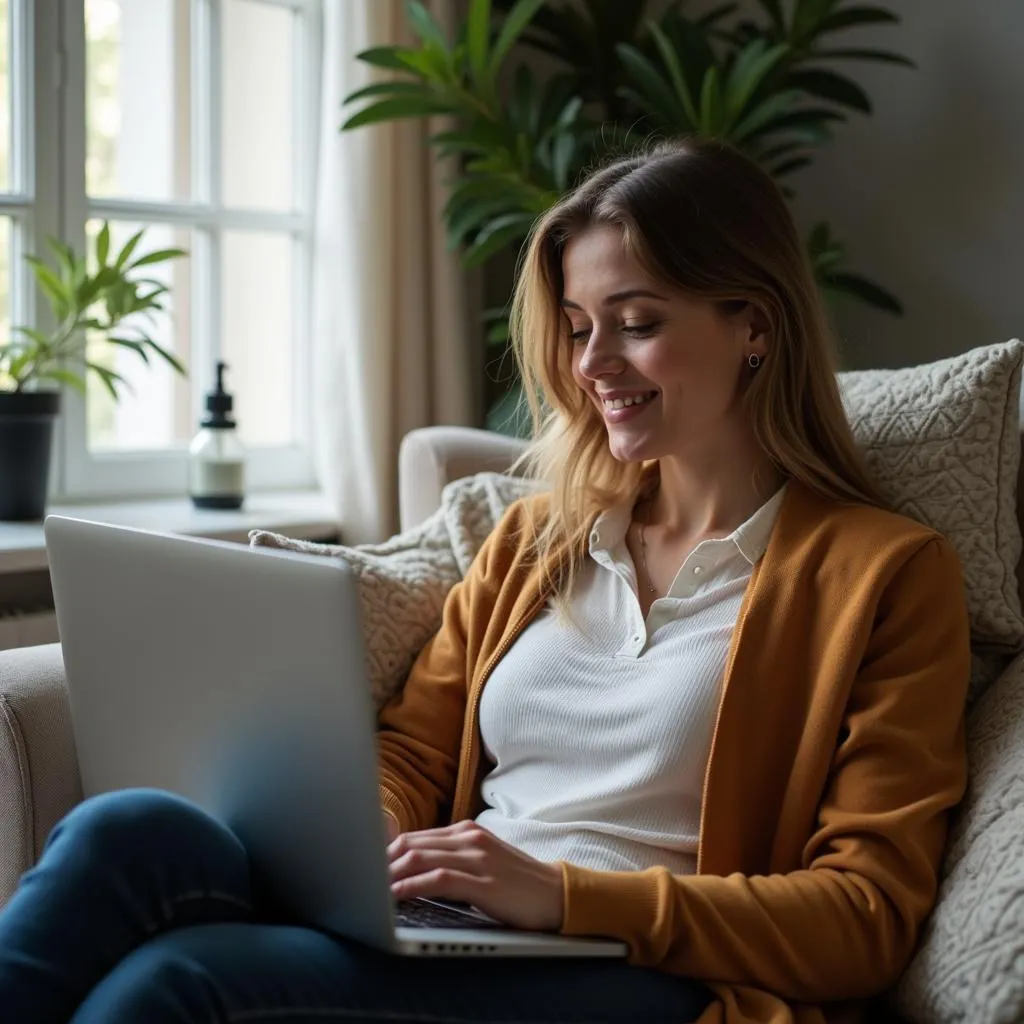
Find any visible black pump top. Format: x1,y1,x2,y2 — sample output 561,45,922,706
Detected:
202,361,236,429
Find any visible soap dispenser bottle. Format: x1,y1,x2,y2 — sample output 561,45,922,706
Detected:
189,361,245,509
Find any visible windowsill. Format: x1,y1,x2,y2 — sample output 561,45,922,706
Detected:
0,490,340,574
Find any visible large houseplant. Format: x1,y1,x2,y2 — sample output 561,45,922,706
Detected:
342,0,912,431
0,224,187,519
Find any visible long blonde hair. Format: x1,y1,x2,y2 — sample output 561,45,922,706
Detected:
508,137,884,610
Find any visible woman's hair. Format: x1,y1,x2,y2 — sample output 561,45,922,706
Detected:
507,136,884,610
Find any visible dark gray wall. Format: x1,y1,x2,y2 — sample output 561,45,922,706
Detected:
782,0,1024,368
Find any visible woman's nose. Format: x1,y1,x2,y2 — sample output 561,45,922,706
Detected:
578,328,624,379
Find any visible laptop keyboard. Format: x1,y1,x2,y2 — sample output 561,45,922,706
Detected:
395,899,505,931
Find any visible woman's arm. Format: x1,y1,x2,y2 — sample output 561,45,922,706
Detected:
557,536,970,1002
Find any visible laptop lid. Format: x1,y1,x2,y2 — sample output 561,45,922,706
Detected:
44,515,396,950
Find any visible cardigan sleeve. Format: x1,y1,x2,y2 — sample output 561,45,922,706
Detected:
375,502,520,834
557,535,971,1002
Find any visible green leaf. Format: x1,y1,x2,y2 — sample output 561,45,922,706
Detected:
36,368,86,394
812,47,914,67
755,139,807,164
462,212,534,268
786,68,872,113
12,325,52,348
817,6,900,34
25,256,70,311
771,155,813,177
792,0,843,41
822,271,903,314
467,0,491,90
446,195,522,249
405,0,448,48
46,238,77,280
725,40,789,123
107,337,150,363
114,229,145,270
738,104,845,143
354,46,414,72
342,81,436,105
487,319,510,345
490,0,546,77
730,88,804,143
85,361,130,399
550,133,576,191
444,173,535,222
342,95,459,131
142,337,188,376
96,222,110,266
128,247,187,269
136,284,170,305
699,66,722,134
647,23,700,127
8,352,37,382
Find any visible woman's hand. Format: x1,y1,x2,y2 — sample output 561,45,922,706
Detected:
387,819,565,932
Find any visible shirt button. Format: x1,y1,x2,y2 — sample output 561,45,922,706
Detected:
692,565,705,576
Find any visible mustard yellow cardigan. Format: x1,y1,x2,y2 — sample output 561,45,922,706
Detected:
377,481,970,1024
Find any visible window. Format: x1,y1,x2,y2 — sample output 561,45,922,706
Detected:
21,0,321,498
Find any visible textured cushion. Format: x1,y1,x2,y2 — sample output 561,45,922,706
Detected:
894,650,1024,1023
839,339,1024,699
250,472,537,712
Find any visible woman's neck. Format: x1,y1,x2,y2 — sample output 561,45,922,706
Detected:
641,441,784,542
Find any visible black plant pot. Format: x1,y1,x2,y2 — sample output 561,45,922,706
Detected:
0,391,60,521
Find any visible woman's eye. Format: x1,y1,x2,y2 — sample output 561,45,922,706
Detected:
569,327,591,343
622,321,662,338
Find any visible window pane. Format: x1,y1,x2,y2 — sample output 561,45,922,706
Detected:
87,220,193,452
0,0,10,190
221,231,293,447
222,0,294,211
86,0,192,201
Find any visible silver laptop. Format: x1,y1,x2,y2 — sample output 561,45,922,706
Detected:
44,515,625,959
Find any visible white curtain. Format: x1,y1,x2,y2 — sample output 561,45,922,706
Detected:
313,0,476,544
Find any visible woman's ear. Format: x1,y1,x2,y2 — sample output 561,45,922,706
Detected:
730,301,771,350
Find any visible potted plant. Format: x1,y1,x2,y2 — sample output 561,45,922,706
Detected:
0,224,187,520
342,0,912,433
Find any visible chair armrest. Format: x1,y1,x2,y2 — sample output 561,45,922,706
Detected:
398,425,529,531
0,643,81,906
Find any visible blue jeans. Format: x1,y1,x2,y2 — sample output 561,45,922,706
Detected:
0,790,713,1023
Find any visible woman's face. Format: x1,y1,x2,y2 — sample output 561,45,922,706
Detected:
560,223,765,464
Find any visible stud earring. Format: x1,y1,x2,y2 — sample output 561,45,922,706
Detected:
748,352,762,369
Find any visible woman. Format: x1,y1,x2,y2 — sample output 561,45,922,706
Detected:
0,138,969,1024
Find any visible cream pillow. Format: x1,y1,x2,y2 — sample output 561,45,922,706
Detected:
839,338,1024,699
249,471,536,711
894,651,1024,1023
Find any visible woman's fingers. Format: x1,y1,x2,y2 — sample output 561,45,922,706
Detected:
387,823,490,860
391,867,488,906
385,820,565,931
388,845,488,885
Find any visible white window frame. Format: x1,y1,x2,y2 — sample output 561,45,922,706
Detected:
6,2,62,491
49,0,321,499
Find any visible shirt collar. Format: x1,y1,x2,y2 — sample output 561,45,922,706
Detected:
587,483,788,565
730,483,787,565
